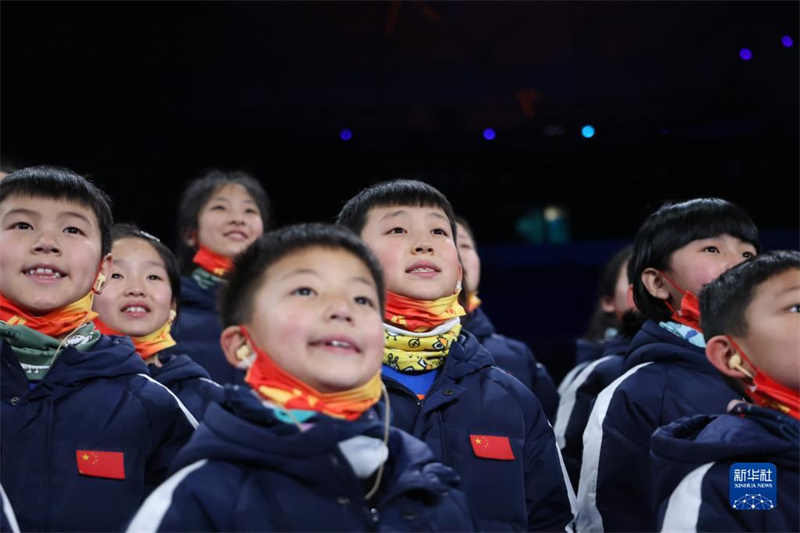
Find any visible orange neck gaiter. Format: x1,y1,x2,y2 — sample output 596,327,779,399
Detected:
660,272,702,332
94,318,176,361
467,292,482,313
193,245,234,277
384,291,466,332
1,293,98,339
241,326,381,421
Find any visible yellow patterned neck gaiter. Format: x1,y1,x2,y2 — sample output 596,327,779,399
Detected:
383,318,462,372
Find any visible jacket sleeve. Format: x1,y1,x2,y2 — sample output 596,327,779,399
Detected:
133,375,198,489
512,380,576,532
576,363,661,532
126,460,239,532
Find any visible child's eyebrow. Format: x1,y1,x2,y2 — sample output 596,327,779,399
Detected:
427,212,449,222
279,268,321,280
2,207,40,220
379,209,409,221
59,211,93,225
113,258,165,269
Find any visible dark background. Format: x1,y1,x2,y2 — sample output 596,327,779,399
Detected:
2,1,798,382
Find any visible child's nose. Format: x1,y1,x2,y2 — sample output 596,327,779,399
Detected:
326,298,354,323
125,285,146,296
413,240,434,254
32,232,60,254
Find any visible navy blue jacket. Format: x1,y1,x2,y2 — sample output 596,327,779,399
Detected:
463,307,560,423
172,275,245,385
575,321,742,532
149,347,225,421
383,330,576,532
652,403,799,532
574,332,629,367
0,336,196,532
554,351,625,493
126,386,480,532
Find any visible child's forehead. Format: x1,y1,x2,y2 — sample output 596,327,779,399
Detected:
262,246,374,283
369,203,449,221
0,194,99,223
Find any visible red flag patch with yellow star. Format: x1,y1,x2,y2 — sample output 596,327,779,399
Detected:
76,450,125,479
469,434,515,460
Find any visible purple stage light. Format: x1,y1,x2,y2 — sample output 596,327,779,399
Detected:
739,48,752,61
483,128,496,141
340,129,353,141
782,35,793,48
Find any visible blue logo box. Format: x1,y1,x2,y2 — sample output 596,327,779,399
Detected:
729,463,777,510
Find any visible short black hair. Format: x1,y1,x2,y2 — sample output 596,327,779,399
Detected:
0,165,114,256
583,244,633,341
700,250,800,339
111,222,182,308
335,179,457,240
176,169,271,275
219,223,385,327
628,198,760,322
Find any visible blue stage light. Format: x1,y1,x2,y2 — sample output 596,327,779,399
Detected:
739,48,752,61
581,125,595,139
340,129,353,141
483,128,496,141
782,35,794,48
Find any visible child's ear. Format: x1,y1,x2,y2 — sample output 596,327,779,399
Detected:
454,262,463,294
600,295,616,314
220,325,249,367
705,335,754,379
182,228,197,248
641,268,670,300
94,254,113,295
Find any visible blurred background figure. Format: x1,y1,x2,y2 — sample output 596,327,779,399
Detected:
457,214,560,423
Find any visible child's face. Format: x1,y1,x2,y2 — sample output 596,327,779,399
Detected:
245,247,384,393
664,234,757,298
93,238,175,337
360,205,461,301
191,184,263,259
735,268,800,391
0,195,108,314
602,260,632,317
456,223,481,293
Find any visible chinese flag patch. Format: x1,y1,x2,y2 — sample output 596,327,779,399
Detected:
469,434,515,460
76,450,125,480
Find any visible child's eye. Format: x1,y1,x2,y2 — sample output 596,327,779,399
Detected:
147,274,163,281
245,208,259,215
388,227,405,235
789,304,800,313
110,273,123,280
742,251,755,259
64,226,84,235
703,246,720,253
292,287,315,297
354,296,375,308
210,205,225,211
12,222,32,230
432,228,448,236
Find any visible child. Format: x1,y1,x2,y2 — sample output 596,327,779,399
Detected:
455,214,560,423
337,179,575,532
126,223,480,532
651,250,799,532
93,223,224,420
172,169,270,385
0,166,196,532
576,197,760,532
554,245,641,492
